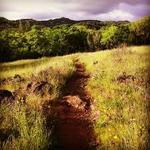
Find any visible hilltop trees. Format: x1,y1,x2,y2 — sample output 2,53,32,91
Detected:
87,30,101,50
63,27,88,53
129,16,150,45
0,38,12,61
25,26,50,56
0,30,20,61
42,26,88,55
100,25,129,49
0,16,149,61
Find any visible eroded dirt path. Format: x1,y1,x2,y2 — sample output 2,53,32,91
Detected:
50,59,99,150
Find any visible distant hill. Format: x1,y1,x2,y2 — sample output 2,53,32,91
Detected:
0,17,129,30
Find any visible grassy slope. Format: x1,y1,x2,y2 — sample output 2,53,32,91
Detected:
0,45,150,149
0,55,75,79
0,55,75,149
80,45,150,149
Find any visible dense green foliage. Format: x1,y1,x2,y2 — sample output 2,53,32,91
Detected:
100,25,129,49
0,16,149,61
129,16,150,45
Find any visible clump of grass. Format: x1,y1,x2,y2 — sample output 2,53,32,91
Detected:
0,102,50,150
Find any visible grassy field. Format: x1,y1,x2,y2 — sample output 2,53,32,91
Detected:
0,55,75,149
80,45,150,149
0,45,150,150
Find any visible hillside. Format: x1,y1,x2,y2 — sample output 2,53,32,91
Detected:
0,45,150,149
0,17,129,30
0,16,150,62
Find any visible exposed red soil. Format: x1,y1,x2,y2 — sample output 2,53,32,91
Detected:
50,59,99,150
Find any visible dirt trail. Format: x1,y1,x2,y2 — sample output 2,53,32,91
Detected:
50,59,99,150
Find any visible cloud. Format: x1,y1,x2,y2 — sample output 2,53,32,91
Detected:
0,0,150,20
118,3,150,19
96,10,135,21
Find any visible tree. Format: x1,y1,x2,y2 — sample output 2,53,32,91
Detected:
18,20,24,32
100,25,129,49
87,30,101,50
129,16,150,44
25,26,50,56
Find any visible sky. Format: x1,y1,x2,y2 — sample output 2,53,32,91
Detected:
0,0,150,21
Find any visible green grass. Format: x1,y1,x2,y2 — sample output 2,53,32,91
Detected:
0,54,75,104
0,102,50,150
79,45,150,149
0,55,75,79
0,45,150,150
0,54,76,149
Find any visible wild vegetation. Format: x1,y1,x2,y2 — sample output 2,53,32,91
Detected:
0,14,150,150
0,16,150,62
80,45,150,149
0,55,75,149
0,46,149,149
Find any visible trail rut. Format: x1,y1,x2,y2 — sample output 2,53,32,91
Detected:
47,59,99,150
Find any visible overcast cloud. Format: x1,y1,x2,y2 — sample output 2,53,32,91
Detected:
0,0,150,21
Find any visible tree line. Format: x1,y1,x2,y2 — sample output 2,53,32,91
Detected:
0,16,149,62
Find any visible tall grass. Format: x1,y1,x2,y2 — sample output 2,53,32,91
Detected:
0,45,149,150
0,54,74,79
80,45,150,149
0,54,76,150
0,102,50,150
